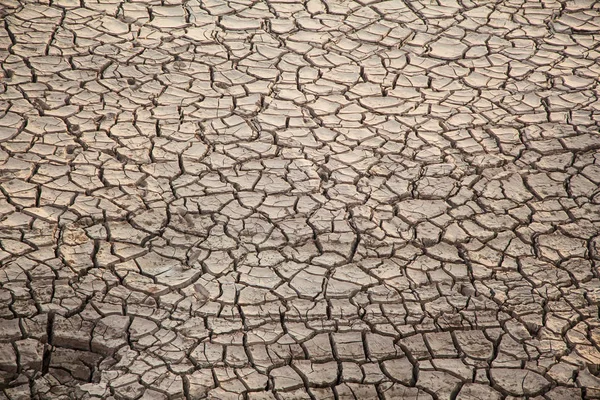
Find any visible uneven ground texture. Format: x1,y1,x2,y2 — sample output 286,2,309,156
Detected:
1,0,600,399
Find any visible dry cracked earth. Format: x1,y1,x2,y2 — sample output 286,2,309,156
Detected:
1,0,600,399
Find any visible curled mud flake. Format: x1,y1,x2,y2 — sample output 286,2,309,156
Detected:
193,283,210,304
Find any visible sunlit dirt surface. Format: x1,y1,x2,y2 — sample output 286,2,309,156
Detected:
1,0,600,399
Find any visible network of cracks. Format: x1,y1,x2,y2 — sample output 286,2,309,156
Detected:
1,0,600,399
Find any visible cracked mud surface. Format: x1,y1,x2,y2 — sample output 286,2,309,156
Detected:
1,0,600,399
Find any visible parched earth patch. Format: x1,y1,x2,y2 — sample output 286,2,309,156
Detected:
0,0,600,399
